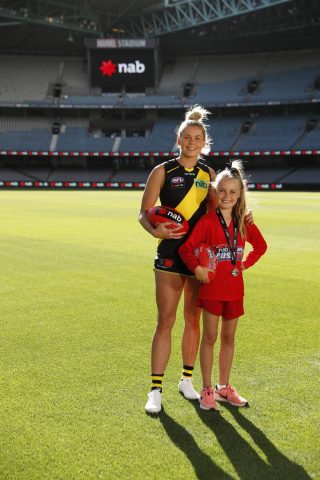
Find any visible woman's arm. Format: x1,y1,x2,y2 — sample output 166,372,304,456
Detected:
138,164,186,240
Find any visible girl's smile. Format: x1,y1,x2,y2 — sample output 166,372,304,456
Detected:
217,178,242,212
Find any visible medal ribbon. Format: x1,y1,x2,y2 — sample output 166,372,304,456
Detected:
216,208,238,266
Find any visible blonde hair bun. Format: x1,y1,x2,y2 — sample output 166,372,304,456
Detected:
185,105,209,122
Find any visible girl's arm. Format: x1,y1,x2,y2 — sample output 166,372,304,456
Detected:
242,223,267,270
178,217,209,272
179,220,215,283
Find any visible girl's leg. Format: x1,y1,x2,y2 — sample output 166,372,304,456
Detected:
218,317,238,385
200,309,219,387
151,270,185,373
182,276,201,366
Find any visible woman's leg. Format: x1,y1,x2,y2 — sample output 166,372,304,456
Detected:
151,270,185,373
182,276,201,366
218,317,238,385
200,309,219,387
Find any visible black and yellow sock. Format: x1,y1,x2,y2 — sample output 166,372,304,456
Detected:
151,373,164,392
182,365,194,379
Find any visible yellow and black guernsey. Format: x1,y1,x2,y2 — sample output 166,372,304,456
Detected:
155,158,211,275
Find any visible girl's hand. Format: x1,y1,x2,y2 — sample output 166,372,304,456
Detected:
153,222,186,240
194,265,214,283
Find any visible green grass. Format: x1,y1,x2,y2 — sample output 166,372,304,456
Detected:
0,191,319,480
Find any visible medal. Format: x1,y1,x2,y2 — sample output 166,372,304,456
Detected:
231,267,240,277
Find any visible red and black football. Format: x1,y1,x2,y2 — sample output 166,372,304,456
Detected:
194,242,217,282
147,205,189,234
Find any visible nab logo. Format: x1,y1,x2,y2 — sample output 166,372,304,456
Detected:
99,59,146,77
194,179,208,189
167,211,182,223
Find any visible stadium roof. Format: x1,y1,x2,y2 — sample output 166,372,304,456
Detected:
0,0,319,56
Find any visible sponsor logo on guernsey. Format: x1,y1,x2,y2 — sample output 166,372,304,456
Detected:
216,245,244,262
194,179,208,189
171,176,185,189
172,176,184,184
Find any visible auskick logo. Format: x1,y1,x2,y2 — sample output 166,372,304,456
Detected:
99,59,146,77
216,245,244,262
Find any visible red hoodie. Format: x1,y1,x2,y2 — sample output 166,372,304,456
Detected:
179,210,267,301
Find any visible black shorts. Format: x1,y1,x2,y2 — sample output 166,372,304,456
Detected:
154,256,194,276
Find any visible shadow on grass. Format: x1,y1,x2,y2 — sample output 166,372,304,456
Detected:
224,404,311,480
192,402,311,480
158,407,234,480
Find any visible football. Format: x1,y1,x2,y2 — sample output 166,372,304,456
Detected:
147,205,189,234
194,242,217,282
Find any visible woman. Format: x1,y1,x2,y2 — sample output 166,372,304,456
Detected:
139,105,216,413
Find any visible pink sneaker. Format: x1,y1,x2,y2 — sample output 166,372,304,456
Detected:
215,384,249,407
199,387,219,411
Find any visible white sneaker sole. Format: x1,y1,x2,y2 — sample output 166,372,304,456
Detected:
145,406,161,414
179,389,200,400
199,403,219,411
215,395,249,407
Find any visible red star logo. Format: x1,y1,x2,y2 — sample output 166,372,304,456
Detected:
99,60,117,77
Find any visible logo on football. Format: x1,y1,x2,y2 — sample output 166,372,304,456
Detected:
194,242,217,282
147,206,189,234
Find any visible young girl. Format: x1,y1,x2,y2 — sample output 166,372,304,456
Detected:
179,160,267,410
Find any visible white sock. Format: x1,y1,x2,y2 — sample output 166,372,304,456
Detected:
217,384,227,390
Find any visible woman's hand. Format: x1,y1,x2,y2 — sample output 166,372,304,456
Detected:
153,222,186,240
245,208,254,225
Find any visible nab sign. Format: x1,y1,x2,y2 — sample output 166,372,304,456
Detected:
90,48,155,91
